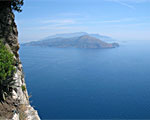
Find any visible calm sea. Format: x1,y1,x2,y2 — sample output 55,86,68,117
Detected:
20,40,150,119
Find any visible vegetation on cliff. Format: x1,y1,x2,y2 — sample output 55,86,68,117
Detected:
11,0,24,12
1,0,24,12
0,41,16,101
0,0,24,101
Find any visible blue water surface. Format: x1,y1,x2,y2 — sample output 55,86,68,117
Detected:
20,40,150,119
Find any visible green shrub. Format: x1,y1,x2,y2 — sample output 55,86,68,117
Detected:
0,41,16,101
21,85,26,92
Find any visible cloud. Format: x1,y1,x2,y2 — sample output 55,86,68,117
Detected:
59,13,81,17
116,1,135,9
106,0,150,3
42,19,76,25
88,18,135,24
106,0,135,9
105,0,150,9
119,0,150,3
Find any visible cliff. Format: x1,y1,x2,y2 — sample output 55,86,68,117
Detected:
0,2,40,120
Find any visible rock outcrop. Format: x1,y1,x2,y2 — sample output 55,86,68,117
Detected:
0,2,40,120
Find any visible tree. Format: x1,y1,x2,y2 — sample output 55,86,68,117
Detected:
0,0,24,12
11,0,24,12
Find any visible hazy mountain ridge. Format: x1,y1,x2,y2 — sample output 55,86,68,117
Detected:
23,34,119,49
45,32,115,42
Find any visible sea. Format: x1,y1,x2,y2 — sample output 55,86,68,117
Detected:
20,40,150,119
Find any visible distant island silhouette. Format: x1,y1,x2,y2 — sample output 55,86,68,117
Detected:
23,32,119,49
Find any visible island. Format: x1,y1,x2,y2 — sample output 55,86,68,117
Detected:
23,33,119,49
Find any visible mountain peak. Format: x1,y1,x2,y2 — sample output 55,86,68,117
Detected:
45,32,115,42
79,35,98,40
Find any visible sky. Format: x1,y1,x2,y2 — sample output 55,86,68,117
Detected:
15,0,150,43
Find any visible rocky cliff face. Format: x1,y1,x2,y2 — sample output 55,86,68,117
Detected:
0,2,40,120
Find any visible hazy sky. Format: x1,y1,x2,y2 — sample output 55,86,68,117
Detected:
15,0,150,43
